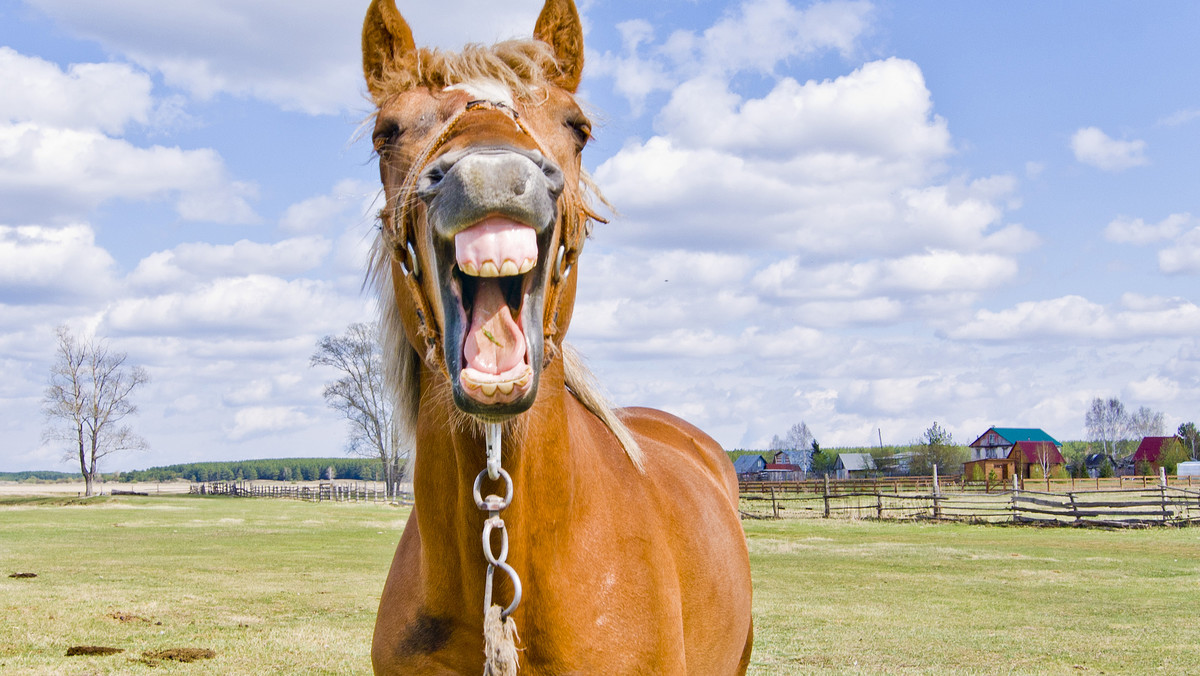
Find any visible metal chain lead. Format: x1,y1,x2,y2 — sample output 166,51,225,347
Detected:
474,423,522,620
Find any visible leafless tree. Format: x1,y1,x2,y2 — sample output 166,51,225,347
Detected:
1085,397,1129,456
42,326,149,496
1128,406,1165,438
311,322,407,498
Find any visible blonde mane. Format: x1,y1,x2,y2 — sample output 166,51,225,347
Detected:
366,39,644,472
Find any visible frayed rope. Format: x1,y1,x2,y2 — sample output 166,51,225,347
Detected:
483,604,520,676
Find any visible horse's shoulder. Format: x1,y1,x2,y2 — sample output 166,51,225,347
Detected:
617,406,736,486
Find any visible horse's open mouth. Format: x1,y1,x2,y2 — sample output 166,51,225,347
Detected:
453,217,538,406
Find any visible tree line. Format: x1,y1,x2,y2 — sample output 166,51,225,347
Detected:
119,457,395,483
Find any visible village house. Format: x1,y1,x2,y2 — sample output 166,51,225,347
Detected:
834,453,876,480
1008,440,1066,479
732,454,766,480
964,427,1064,483
968,426,1062,461
1131,436,1183,472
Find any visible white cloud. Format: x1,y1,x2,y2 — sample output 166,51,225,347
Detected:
0,47,153,135
1103,213,1189,245
1157,225,1200,275
1159,108,1200,127
661,59,950,162
1125,375,1181,404
103,275,363,338
127,237,331,290
0,223,118,303
227,405,312,441
280,179,376,234
0,123,257,224
1070,126,1147,171
23,0,551,115
595,58,1005,257
587,20,672,115
753,250,1018,300
950,294,1200,341
662,0,873,76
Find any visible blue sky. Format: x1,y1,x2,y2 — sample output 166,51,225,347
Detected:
3,0,1199,472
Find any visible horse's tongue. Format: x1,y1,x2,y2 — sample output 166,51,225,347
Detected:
464,281,525,375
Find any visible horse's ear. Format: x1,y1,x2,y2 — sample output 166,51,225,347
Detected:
534,0,584,93
363,0,416,99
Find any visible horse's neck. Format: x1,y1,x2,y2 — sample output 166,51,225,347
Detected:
411,361,576,612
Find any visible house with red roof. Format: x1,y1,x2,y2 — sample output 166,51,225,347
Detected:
1008,440,1066,479
964,427,1065,484
1131,436,1183,472
968,427,1062,461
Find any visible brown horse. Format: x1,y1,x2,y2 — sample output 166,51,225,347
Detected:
362,0,753,673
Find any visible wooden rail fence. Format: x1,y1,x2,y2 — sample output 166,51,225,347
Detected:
740,477,1200,527
191,481,412,505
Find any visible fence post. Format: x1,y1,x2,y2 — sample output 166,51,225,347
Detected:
1160,467,1169,524
823,475,830,518
876,490,883,520
770,487,779,519
932,465,941,520
1011,473,1020,523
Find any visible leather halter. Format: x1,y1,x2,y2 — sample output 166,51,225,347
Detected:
379,93,584,379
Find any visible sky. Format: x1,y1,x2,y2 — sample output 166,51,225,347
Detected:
3,0,1199,472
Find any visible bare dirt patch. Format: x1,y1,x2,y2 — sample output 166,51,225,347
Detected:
109,611,157,624
139,648,216,664
66,646,124,656
8,572,37,578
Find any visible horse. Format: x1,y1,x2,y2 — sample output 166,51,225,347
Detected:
361,0,754,673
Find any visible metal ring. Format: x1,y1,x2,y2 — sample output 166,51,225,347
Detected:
481,516,508,566
472,467,513,511
490,561,523,620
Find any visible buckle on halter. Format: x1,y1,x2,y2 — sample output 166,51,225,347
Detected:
466,98,520,120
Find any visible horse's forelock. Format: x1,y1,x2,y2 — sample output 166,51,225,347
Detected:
370,40,562,105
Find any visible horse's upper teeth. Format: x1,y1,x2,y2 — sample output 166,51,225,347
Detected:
461,257,535,277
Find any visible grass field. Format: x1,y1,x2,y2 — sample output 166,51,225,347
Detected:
2,494,1198,675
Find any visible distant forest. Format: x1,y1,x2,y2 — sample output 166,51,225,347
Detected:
1,458,392,483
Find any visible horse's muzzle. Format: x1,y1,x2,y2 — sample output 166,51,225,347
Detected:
418,147,564,239
417,147,565,419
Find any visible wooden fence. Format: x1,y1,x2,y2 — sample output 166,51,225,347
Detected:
740,477,1200,527
191,481,412,505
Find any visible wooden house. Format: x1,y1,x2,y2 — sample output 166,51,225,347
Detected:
834,453,875,480
733,454,767,480
763,462,804,481
968,426,1062,461
1131,436,1183,471
1008,440,1066,479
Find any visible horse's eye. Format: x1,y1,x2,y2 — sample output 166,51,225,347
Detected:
565,116,592,147
373,121,404,153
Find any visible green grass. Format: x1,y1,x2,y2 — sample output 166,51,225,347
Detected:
2,496,1198,674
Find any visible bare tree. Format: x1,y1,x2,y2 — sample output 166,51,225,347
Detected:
311,322,407,498
1128,406,1165,438
42,326,149,496
1085,397,1128,456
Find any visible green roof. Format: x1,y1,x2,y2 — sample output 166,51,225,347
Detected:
990,427,1061,446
